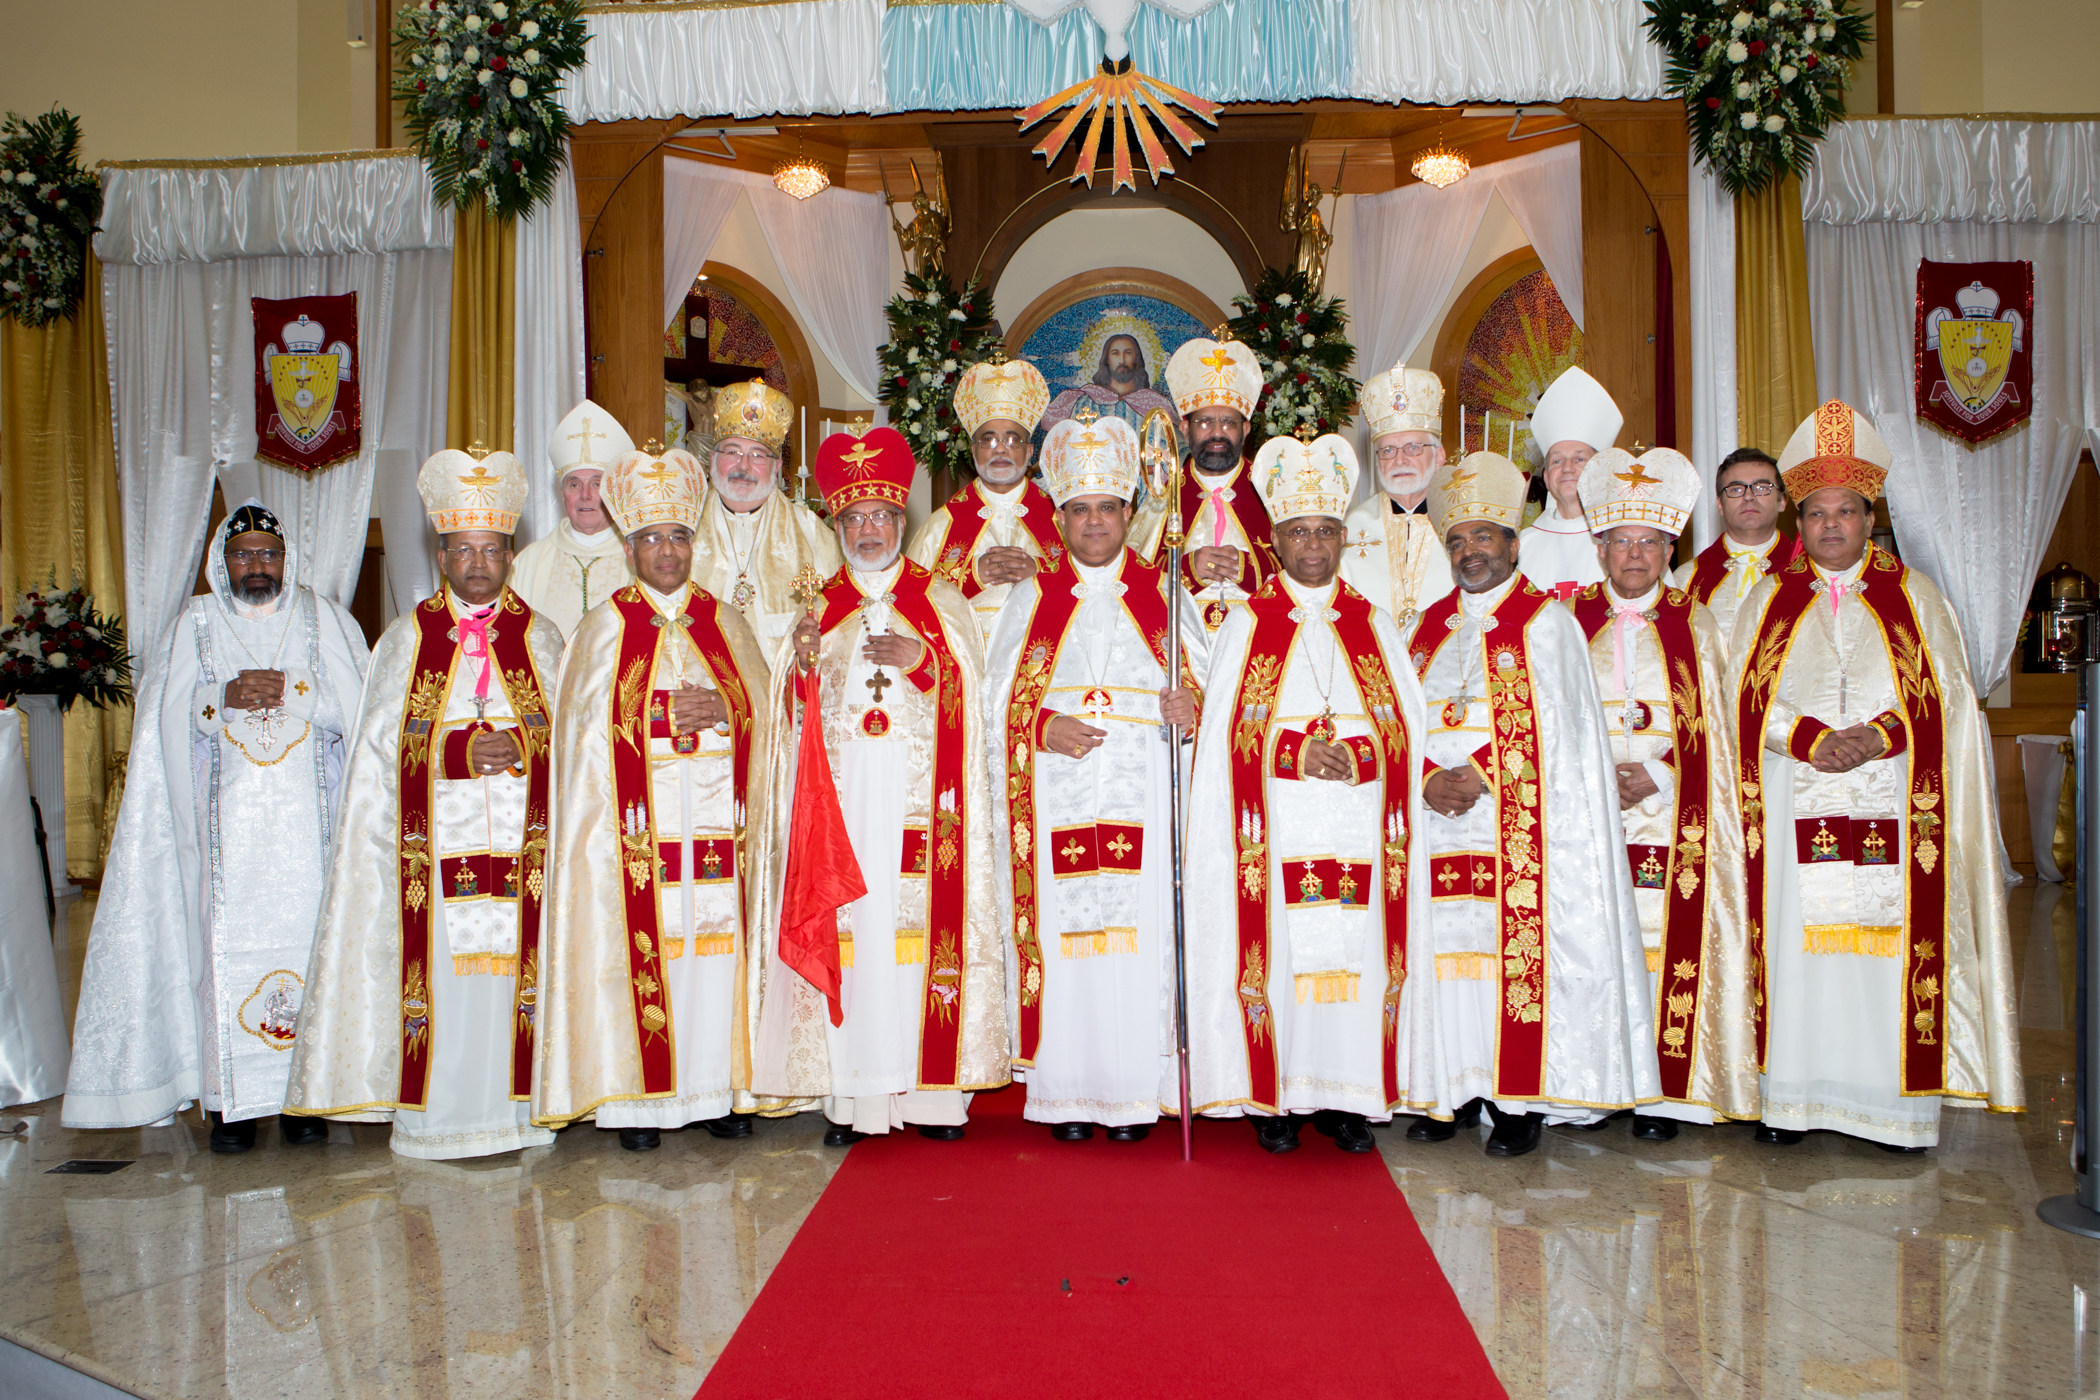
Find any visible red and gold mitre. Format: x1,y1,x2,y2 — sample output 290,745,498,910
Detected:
711,378,794,451
1778,399,1890,502
813,426,915,514
953,358,1050,437
418,446,528,535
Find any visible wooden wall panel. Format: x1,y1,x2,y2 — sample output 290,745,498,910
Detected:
574,128,669,448
1578,128,1658,451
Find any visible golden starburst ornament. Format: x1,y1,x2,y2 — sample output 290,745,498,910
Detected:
1017,57,1222,193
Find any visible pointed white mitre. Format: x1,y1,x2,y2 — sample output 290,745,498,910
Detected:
418,448,528,535
1578,447,1701,537
1253,432,1357,524
1041,415,1140,506
549,399,636,482
1529,366,1623,455
1362,362,1445,439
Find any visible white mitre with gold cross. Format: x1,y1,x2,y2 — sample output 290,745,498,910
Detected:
1165,337,1262,420
604,443,706,535
1578,447,1701,537
418,446,528,535
549,398,636,483
1253,432,1357,524
1041,414,1140,505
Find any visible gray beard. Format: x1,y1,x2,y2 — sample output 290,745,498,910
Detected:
235,577,284,606
845,544,902,574
1194,442,1238,474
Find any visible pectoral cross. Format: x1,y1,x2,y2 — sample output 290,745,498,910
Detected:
1440,691,1479,730
867,669,891,702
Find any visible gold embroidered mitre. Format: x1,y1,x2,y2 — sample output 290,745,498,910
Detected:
1579,447,1701,537
549,398,636,481
1428,451,1528,537
418,447,528,535
604,444,706,535
1363,362,1445,439
711,378,794,451
1165,337,1262,420
1041,415,1140,505
1778,399,1889,502
953,358,1050,436
1253,432,1357,524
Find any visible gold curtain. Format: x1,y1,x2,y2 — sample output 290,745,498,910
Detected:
0,254,131,880
447,199,517,452
1735,174,1820,454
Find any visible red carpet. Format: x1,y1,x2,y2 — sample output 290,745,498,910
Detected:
699,1088,1505,1399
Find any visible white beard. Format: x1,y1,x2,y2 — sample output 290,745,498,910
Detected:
845,542,903,573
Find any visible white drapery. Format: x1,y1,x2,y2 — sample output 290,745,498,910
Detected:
515,157,587,552
1802,118,2100,698
662,161,891,408
97,154,452,673
1686,150,1738,551
1348,0,1663,106
1352,143,1584,384
561,0,886,123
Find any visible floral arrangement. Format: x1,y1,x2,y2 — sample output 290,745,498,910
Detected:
1645,0,1871,197
0,581,132,712
392,0,589,222
1225,267,1359,449
0,109,100,328
876,269,1000,483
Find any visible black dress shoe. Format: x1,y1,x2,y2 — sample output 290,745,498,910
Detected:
822,1123,868,1147
1405,1116,1457,1142
1484,1111,1544,1158
1569,1108,1632,1132
1876,1141,1928,1154
1330,1115,1376,1153
1754,1122,1805,1146
1105,1124,1150,1143
698,1113,754,1139
1630,1115,1679,1142
278,1114,329,1146
1051,1122,1094,1142
618,1127,661,1151
1253,1118,1300,1154
917,1124,965,1141
208,1112,257,1155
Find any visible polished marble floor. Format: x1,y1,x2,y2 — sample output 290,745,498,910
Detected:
4,884,2097,1398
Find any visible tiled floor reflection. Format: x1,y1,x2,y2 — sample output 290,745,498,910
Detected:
3,884,2098,1397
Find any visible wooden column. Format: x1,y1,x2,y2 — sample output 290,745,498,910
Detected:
574,124,671,449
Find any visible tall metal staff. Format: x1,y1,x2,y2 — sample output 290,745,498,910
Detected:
1140,407,1195,1163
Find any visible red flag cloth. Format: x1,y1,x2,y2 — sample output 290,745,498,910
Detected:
778,664,865,1027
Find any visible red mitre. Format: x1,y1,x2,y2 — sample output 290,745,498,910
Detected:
813,427,915,514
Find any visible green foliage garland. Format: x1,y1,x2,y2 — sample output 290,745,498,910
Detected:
1225,267,1359,450
876,269,999,481
1645,0,1871,198
393,0,589,222
0,109,100,328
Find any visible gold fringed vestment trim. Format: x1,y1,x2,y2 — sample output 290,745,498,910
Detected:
1803,924,1903,958
1294,971,1361,1005
1059,927,1138,959
1645,945,1664,975
451,954,519,977
838,933,855,968
1436,952,1495,981
895,932,928,965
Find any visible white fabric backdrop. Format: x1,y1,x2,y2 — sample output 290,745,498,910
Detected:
562,0,886,123
1482,144,1586,330
515,156,587,552
1803,119,2100,698
1348,0,1663,105
97,155,452,674
1686,150,1738,551
663,160,751,327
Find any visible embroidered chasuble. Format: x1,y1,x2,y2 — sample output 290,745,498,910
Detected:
905,477,1068,641
287,587,563,1159
1130,459,1279,636
1405,576,1660,1117
1340,495,1454,626
691,488,843,668
746,560,1009,1132
1729,546,2020,1145
531,582,774,1129
1181,574,1442,1121
985,550,1209,1126
65,520,369,1130
1671,531,1803,645
1569,582,1758,1123
1517,503,1605,602
509,518,633,638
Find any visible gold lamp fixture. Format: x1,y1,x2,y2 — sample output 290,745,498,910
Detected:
1409,129,1471,190
772,137,830,201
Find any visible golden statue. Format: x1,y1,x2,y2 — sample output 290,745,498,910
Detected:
882,155,951,280
1280,145,1344,296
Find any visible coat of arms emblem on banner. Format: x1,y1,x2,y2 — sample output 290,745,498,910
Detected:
1914,259,2032,446
253,293,360,471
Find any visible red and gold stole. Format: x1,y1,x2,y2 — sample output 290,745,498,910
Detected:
1409,580,1556,1100
927,479,1067,596
603,585,758,1099
1167,459,1278,596
1001,549,1197,1066
813,560,974,1087
1733,546,1951,1091
394,590,555,1109
1571,584,1715,1101
1224,578,1414,1111
1684,532,1802,605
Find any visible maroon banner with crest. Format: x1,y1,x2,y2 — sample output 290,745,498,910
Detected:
1915,259,2032,447
254,293,361,472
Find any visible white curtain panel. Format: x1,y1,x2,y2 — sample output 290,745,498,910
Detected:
515,155,587,551
1351,176,1497,381
97,155,453,674
663,159,754,327
1349,0,1664,106
561,0,885,123
1476,143,1584,330
1802,120,2100,698
747,181,891,407
1686,150,1738,551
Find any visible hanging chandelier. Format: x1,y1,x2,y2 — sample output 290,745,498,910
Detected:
772,140,830,201
1409,137,1471,190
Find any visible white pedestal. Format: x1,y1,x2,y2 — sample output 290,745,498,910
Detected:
13,695,72,908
